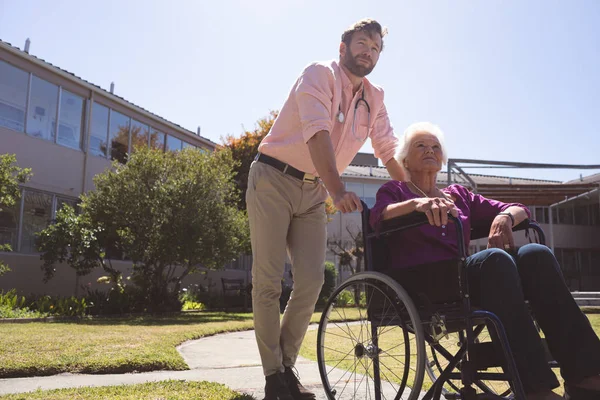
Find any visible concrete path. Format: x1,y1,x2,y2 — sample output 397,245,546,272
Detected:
0,327,421,399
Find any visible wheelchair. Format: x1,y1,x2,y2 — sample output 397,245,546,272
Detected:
316,201,555,400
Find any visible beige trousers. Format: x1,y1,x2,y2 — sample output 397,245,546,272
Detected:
246,161,328,376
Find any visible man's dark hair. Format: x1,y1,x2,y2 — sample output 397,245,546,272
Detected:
341,19,387,51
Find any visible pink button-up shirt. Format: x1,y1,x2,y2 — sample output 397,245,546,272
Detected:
258,60,398,176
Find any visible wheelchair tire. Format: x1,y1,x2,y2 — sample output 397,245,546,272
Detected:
317,271,426,400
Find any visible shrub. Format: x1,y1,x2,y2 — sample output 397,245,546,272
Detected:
318,262,338,306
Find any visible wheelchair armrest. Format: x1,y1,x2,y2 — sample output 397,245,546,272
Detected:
371,212,467,258
512,219,546,245
378,211,430,236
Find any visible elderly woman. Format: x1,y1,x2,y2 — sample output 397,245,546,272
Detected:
369,122,600,400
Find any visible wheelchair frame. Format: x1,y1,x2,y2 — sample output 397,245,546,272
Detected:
317,200,549,400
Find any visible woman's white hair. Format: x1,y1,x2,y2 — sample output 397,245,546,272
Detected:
394,122,448,175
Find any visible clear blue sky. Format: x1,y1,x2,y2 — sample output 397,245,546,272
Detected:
1,0,598,182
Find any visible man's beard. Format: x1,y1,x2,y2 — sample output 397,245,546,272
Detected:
342,50,374,77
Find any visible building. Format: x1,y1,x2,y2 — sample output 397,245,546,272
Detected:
0,39,220,296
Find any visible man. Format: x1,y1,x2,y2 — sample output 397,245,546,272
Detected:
246,18,405,400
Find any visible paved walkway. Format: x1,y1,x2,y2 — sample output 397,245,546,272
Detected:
0,326,420,399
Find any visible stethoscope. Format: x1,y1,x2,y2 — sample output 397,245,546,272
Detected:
337,90,371,142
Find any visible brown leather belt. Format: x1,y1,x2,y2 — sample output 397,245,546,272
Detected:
255,153,318,183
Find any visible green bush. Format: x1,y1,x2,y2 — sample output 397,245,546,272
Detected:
0,290,87,318
337,290,355,307
318,262,338,306
182,301,206,311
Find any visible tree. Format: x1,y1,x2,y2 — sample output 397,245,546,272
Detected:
328,227,364,305
0,154,32,276
221,111,278,210
328,227,364,276
222,111,339,223
38,147,249,312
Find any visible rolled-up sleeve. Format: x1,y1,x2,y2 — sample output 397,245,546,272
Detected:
294,64,334,143
371,102,399,165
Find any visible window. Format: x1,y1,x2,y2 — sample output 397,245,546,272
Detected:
0,60,28,132
0,202,20,251
149,128,165,151
20,190,53,253
182,141,193,150
90,102,109,156
55,197,78,217
26,75,59,142
166,135,182,152
534,207,549,224
108,110,130,163
345,182,364,212
56,89,85,150
574,204,590,226
130,119,149,153
552,208,559,225
558,206,574,225
590,205,600,226
363,184,379,208
346,182,364,197
591,251,600,276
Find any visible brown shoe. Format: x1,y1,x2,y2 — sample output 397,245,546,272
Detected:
264,372,294,400
284,366,316,400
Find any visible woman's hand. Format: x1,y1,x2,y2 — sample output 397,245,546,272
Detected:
487,214,514,251
413,197,458,226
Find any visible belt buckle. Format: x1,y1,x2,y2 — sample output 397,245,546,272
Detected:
303,174,317,183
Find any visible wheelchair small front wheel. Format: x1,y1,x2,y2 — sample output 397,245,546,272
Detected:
317,271,426,400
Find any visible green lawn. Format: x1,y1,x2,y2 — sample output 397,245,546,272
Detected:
0,380,253,400
298,312,600,396
0,310,361,379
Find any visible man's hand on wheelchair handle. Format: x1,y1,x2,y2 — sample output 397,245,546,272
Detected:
333,190,363,214
487,214,515,251
413,197,458,227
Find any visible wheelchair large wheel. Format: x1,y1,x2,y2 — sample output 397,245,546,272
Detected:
425,329,512,397
317,271,426,400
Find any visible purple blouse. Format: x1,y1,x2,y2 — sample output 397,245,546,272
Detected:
369,182,530,269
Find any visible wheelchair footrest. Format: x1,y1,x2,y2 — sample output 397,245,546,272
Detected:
470,342,503,370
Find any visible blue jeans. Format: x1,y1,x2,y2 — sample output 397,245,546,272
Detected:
383,243,600,393
465,244,600,393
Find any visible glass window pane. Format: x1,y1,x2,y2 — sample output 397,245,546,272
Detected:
534,207,548,224
90,102,109,157
558,206,574,225
108,110,130,163
149,129,165,151
182,141,193,150
166,135,182,152
346,182,364,198
56,90,84,150
0,60,28,132
21,190,53,253
26,75,58,142
363,184,379,208
590,205,600,226
56,197,78,215
574,205,589,225
0,201,20,251
129,119,149,153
